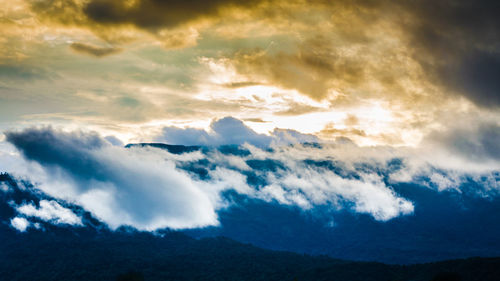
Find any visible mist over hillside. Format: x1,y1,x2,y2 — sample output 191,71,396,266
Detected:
1,173,500,281
2,140,499,264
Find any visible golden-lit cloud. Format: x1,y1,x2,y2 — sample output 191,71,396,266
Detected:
69,42,122,57
0,0,498,147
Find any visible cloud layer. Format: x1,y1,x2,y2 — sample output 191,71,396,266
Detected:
2,119,498,231
1,125,435,230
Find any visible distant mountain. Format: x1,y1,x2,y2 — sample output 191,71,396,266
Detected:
125,143,202,154
1,213,500,281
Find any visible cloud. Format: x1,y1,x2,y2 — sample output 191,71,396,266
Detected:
255,163,414,221
453,52,500,107
271,128,319,145
3,122,499,231
15,200,83,225
10,216,30,232
156,116,319,147
0,64,55,81
70,42,122,57
423,121,500,162
395,0,500,107
5,127,219,230
3,126,420,231
0,182,10,192
104,135,124,146
14,0,500,110
82,0,261,30
28,0,263,45
157,117,272,147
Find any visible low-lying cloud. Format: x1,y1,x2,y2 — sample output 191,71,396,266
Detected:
15,200,83,226
10,217,30,232
2,119,499,231
5,128,219,230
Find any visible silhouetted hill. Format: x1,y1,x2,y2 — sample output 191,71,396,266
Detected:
125,143,202,154
1,223,500,281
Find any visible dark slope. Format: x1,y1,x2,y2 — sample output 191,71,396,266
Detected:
1,224,500,281
184,185,500,264
125,143,202,154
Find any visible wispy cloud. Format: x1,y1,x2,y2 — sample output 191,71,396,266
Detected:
15,200,83,225
70,42,122,57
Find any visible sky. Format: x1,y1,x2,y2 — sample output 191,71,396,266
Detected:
0,0,498,146
0,0,499,232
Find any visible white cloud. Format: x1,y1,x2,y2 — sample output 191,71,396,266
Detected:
2,128,222,231
156,116,320,147
0,182,10,192
16,200,83,225
2,124,499,232
10,217,30,232
255,164,414,221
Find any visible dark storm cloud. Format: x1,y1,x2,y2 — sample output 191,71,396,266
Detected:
70,42,122,57
429,122,500,162
453,52,500,107
31,0,261,31
399,0,500,107
83,0,261,29
23,0,500,108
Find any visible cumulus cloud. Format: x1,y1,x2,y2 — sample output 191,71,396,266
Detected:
157,117,271,147
5,127,219,230
15,200,83,225
156,116,319,147
10,217,30,232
